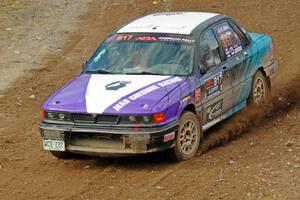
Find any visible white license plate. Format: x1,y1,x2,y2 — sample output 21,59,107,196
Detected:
43,139,65,151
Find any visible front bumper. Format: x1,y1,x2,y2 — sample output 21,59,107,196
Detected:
39,121,178,157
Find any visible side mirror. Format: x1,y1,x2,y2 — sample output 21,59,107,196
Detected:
198,64,206,77
199,61,208,75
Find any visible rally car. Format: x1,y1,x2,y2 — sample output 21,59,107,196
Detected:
40,12,278,161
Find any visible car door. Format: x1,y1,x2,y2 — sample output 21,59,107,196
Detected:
213,20,251,107
198,28,233,128
229,20,252,105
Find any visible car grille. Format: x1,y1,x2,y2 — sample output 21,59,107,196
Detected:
73,113,93,122
72,113,119,124
68,132,124,149
96,115,119,124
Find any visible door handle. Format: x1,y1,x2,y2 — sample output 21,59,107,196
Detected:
222,66,231,76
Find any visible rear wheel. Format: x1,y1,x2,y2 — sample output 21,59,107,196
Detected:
50,151,73,159
249,70,269,104
170,111,201,161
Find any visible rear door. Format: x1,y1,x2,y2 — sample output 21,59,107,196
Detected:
213,20,251,106
198,28,233,128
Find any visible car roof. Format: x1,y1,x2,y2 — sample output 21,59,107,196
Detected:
117,12,220,35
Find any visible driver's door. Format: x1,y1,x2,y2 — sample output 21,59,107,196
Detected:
198,29,233,129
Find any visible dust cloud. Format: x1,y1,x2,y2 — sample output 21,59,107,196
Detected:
198,74,300,155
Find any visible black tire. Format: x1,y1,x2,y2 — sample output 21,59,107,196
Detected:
50,151,73,159
249,70,270,105
169,111,202,161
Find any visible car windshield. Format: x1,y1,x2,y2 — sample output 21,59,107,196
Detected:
84,34,195,76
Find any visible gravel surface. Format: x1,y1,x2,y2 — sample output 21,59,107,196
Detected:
0,0,86,95
0,0,299,199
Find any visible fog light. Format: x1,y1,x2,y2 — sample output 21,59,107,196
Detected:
58,113,65,120
142,116,151,123
129,115,136,123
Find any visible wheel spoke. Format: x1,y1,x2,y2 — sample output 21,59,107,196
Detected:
178,117,200,155
185,145,189,152
179,136,185,142
253,76,267,104
181,143,185,151
188,123,193,130
191,134,196,141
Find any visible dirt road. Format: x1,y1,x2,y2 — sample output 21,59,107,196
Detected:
0,0,86,95
0,0,299,200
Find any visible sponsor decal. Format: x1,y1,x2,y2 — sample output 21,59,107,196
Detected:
158,36,195,44
116,35,133,41
163,132,175,142
205,79,214,89
206,99,223,121
113,99,130,112
112,34,194,44
105,81,131,91
204,72,223,98
157,76,182,87
153,12,184,16
216,22,243,58
112,77,183,112
133,123,141,133
135,36,157,41
142,103,150,110
180,95,191,104
195,88,201,103
129,85,159,100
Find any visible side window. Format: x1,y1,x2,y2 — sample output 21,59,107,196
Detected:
199,29,222,71
214,22,243,58
229,21,251,47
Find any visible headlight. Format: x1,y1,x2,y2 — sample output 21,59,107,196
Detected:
46,112,57,120
44,111,71,121
119,113,166,124
119,115,153,124
58,113,67,121
142,115,151,123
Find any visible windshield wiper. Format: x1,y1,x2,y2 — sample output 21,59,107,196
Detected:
86,69,114,74
126,71,162,75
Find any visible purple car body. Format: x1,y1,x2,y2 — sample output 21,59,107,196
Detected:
39,12,278,159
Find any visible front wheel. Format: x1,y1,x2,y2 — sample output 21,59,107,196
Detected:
249,70,270,105
169,111,202,161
